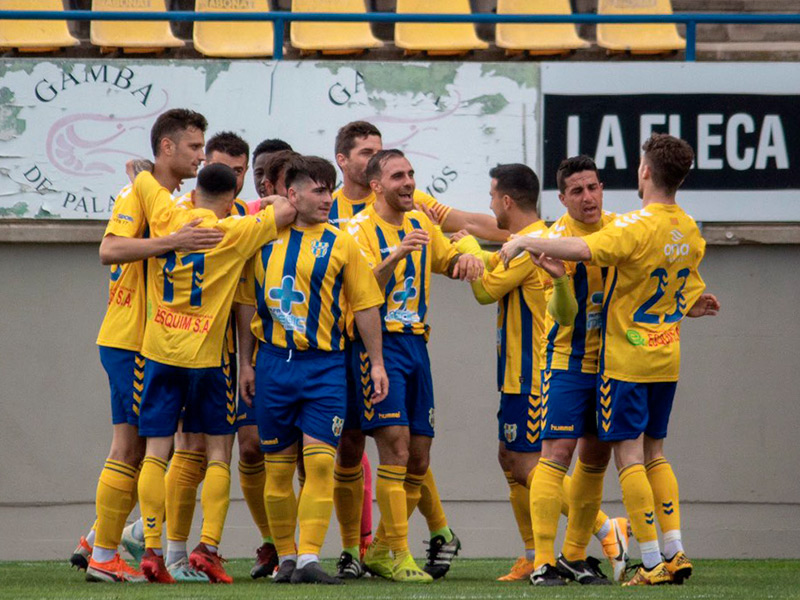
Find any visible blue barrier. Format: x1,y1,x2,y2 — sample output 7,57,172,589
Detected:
2,10,799,61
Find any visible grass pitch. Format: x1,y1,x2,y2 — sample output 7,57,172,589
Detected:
1,558,799,600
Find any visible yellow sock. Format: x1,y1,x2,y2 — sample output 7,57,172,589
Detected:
239,460,271,540
619,464,659,543
562,460,606,561
404,471,425,517
199,461,231,547
265,454,298,557
165,450,205,544
138,456,168,550
376,465,408,554
418,468,448,533
530,459,567,568
297,444,336,555
94,460,138,550
333,463,364,551
506,471,534,552
646,457,681,534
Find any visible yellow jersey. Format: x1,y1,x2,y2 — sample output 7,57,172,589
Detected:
584,203,706,383
347,205,458,337
541,212,616,375
96,183,150,352
237,224,383,351
481,220,549,396
329,188,452,228
133,171,280,369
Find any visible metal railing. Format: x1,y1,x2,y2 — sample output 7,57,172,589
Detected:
2,10,799,61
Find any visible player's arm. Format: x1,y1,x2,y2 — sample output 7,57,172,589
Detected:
235,302,258,407
686,293,720,318
452,231,497,268
99,222,223,265
500,235,590,269
470,253,534,306
373,228,429,289
353,308,388,404
530,253,577,325
270,196,297,229
441,208,509,242
429,223,483,282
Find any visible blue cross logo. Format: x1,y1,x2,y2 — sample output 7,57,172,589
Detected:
269,275,305,314
392,277,417,310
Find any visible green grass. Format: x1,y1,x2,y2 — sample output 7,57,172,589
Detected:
1,559,799,600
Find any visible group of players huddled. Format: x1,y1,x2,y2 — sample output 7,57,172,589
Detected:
69,107,720,587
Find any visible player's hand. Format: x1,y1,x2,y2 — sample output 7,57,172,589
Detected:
125,159,154,183
258,195,285,210
449,229,470,243
369,365,389,405
499,234,531,269
239,362,256,408
532,252,566,279
271,195,298,228
414,201,441,225
171,219,224,252
397,229,430,258
451,253,484,282
687,293,721,318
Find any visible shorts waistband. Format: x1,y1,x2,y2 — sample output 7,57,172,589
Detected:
258,342,341,361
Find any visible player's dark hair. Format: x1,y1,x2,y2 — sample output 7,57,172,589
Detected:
252,138,293,165
284,156,337,193
205,131,249,162
366,149,405,183
556,155,599,194
489,163,540,212
197,163,237,199
264,150,301,185
642,133,694,195
150,108,207,156
335,121,382,158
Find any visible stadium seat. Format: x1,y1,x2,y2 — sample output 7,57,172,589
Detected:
597,0,686,54
90,0,184,54
194,0,274,58
395,0,489,56
0,0,79,52
495,0,590,55
290,0,382,55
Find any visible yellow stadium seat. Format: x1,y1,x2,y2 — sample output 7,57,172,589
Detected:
395,0,488,56
194,0,274,58
496,0,589,55
0,0,79,52
291,0,382,55
597,0,685,54
90,0,184,54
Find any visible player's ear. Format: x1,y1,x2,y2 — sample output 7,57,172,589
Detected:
161,136,174,157
369,178,381,194
335,152,347,169
503,195,514,211
558,193,567,208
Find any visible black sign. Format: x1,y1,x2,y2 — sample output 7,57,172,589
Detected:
543,94,798,190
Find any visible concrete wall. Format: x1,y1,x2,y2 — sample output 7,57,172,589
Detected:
1,243,799,560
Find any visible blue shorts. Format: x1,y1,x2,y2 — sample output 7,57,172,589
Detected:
541,369,598,440
498,393,542,452
138,357,237,437
254,343,347,453
99,346,142,427
343,340,363,431
356,333,435,438
597,375,677,441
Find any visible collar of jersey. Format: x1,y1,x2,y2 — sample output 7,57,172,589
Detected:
335,189,376,206
368,205,408,230
291,222,328,233
562,212,605,236
516,219,547,238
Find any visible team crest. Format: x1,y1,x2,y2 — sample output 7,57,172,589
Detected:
504,423,518,443
311,240,330,258
332,416,344,437
428,408,435,428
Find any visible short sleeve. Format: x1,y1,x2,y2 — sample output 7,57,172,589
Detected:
229,206,279,259
350,224,379,269
132,171,179,234
235,256,256,306
584,216,644,267
414,189,453,224
429,222,458,275
104,184,145,239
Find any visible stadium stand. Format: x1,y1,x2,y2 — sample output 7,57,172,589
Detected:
193,0,274,58
90,0,184,54
394,0,489,56
596,0,686,54
290,0,383,55
495,0,591,56
0,0,79,52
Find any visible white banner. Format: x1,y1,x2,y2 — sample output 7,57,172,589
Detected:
0,59,539,220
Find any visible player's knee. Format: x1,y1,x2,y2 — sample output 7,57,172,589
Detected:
239,443,263,465
497,445,511,471
407,453,429,476
336,430,366,468
546,442,574,467
510,463,531,487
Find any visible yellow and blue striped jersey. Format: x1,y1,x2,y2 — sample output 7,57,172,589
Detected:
480,220,549,396
133,171,280,369
584,203,706,383
347,205,458,337
541,212,616,375
237,223,383,352
96,183,149,353
329,188,452,229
